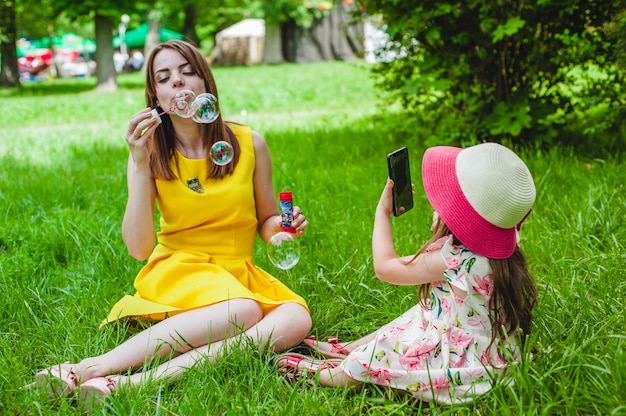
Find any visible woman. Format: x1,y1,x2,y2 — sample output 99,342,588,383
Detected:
34,40,312,408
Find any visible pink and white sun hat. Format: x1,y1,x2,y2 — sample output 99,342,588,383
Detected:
422,143,535,259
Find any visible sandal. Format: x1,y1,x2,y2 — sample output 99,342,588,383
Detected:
34,362,79,400
302,335,351,359
274,352,343,386
79,375,118,411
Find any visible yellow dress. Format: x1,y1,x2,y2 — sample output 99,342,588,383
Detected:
103,124,307,325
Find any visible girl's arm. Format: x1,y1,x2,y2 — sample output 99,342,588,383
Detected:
252,131,308,243
372,179,446,286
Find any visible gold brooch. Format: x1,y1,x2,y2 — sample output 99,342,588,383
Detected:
186,176,204,193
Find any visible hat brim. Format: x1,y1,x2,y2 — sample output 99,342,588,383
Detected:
421,146,517,259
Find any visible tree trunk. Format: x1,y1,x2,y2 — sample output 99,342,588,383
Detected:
263,21,284,64
144,15,161,63
94,13,117,92
0,0,20,88
287,2,364,63
182,3,199,46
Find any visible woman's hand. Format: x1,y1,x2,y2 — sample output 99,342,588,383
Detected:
126,108,160,166
291,206,308,236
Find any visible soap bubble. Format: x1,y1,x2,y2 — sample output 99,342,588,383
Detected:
210,141,233,166
191,93,219,123
172,90,196,118
266,232,300,270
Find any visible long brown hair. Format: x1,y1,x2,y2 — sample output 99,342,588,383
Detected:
144,40,240,180
414,216,537,359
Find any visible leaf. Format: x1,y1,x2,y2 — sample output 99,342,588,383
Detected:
492,16,526,42
485,101,532,137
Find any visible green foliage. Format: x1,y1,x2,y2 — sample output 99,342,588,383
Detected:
49,0,130,20
262,0,332,28
361,0,626,153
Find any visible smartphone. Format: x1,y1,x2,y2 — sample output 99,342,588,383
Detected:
387,147,414,216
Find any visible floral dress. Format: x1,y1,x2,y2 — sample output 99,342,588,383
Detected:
340,236,517,404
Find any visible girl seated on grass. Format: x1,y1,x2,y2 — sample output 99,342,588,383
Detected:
276,142,538,404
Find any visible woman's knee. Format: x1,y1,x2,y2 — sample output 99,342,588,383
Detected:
228,298,264,328
277,303,312,340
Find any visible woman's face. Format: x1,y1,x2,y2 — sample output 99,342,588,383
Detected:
151,48,206,112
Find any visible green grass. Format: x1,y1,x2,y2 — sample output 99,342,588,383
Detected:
1,62,625,415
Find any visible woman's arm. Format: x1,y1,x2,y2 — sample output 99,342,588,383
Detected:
252,131,307,243
252,131,282,243
122,109,159,260
122,154,157,260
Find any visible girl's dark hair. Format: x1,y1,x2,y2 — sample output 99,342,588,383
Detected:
414,216,537,361
144,40,240,180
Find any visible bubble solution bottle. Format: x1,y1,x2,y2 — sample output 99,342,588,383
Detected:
267,191,300,269
279,191,296,234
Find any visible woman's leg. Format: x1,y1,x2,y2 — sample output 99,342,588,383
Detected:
104,302,312,387
70,298,264,381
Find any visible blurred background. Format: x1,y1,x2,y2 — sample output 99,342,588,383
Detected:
3,0,372,84
1,0,625,153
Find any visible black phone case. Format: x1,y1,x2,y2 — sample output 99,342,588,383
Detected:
387,147,414,216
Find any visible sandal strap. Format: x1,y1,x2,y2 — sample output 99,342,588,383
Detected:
276,353,342,385
304,335,350,357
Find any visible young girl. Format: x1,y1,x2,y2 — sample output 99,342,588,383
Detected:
277,143,538,404
32,40,312,409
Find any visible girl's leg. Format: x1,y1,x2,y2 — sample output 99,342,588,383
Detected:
71,298,264,381
105,302,312,386
319,366,360,388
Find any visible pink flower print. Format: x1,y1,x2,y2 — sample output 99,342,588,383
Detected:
480,351,508,368
425,237,446,252
445,257,461,269
464,366,486,382
404,339,436,357
367,367,394,386
467,314,490,331
450,328,474,351
480,351,491,367
449,353,467,368
419,382,432,392
388,323,408,340
472,274,494,297
492,352,508,368
399,354,427,370
400,339,436,370
454,293,464,305
432,373,451,390
441,298,452,315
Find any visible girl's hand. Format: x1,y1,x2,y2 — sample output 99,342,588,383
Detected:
291,206,308,236
126,108,160,166
377,179,416,217
376,178,396,217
